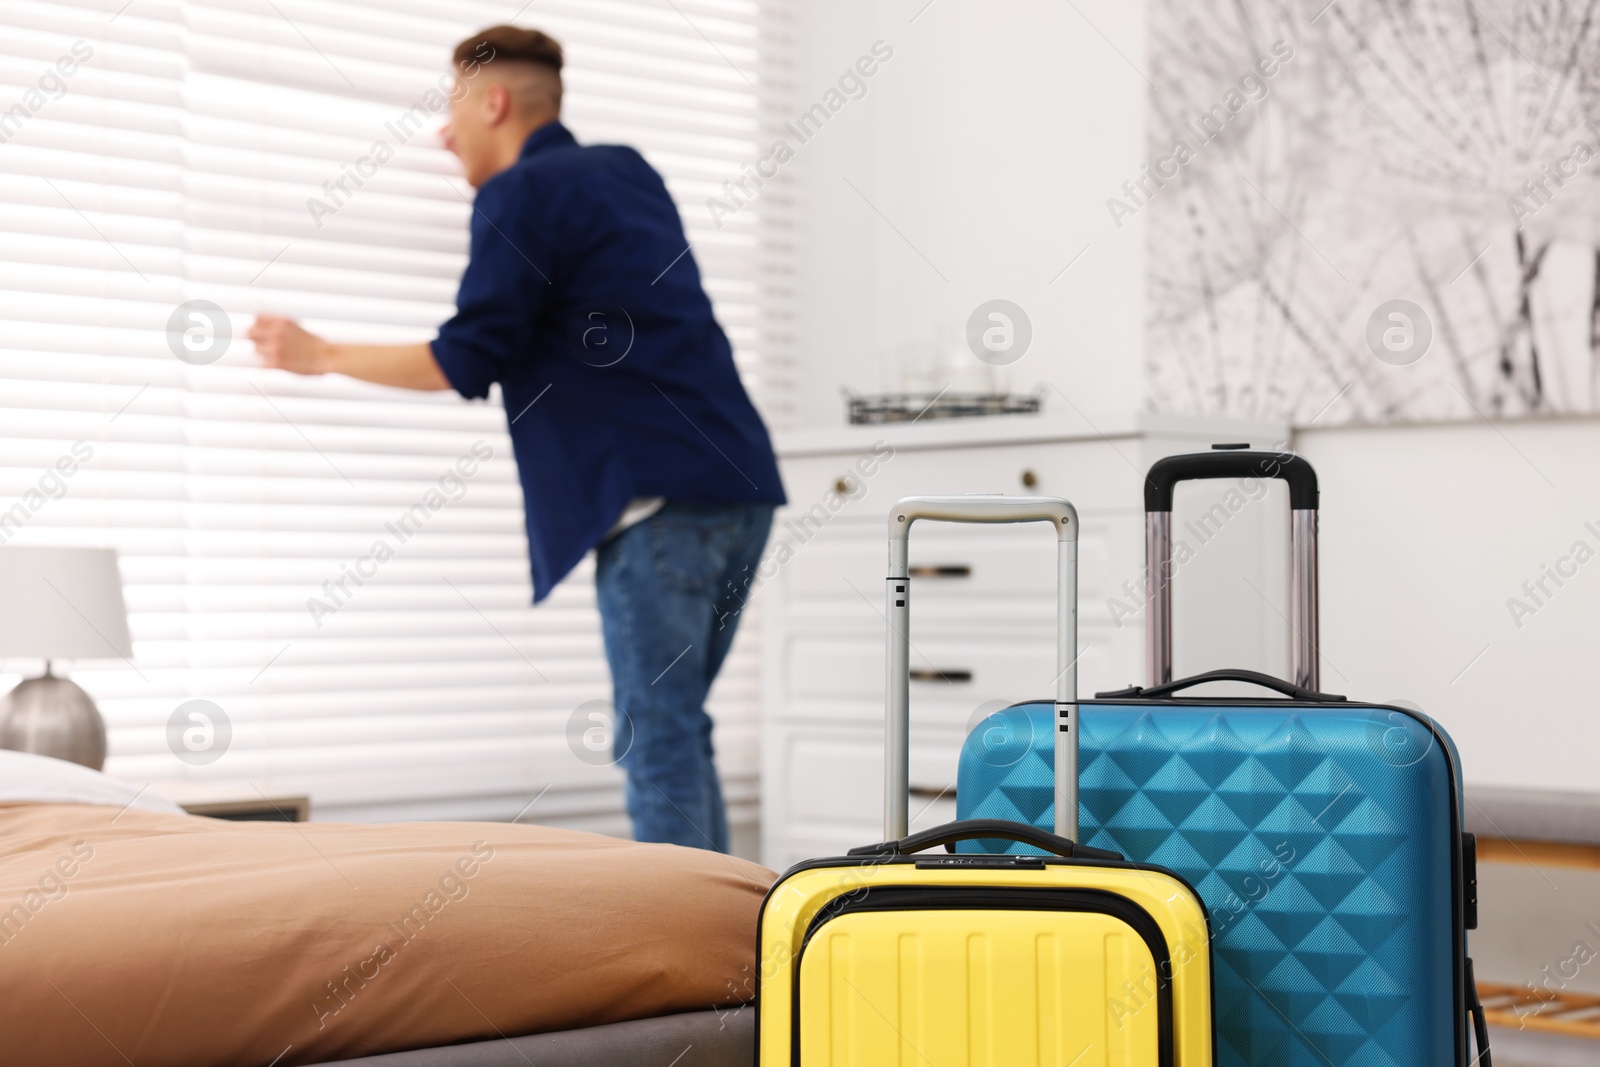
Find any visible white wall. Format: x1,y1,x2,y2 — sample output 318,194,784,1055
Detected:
1298,417,1600,792
787,0,1147,427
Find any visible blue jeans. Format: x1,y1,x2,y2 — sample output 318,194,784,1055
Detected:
593,502,774,852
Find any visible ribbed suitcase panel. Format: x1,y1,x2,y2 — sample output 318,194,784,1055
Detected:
957,703,1459,1067
797,911,1161,1067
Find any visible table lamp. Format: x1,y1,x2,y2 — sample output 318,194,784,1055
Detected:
0,546,133,770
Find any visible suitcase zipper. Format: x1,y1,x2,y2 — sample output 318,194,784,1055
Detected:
793,886,1177,1067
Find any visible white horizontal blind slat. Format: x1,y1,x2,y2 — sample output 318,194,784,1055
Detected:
0,0,780,825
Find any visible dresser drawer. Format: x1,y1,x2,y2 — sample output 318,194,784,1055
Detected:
779,626,1127,724
779,436,1140,517
775,513,1133,621
764,722,967,851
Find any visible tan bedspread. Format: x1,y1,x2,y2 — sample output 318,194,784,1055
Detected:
0,803,774,1067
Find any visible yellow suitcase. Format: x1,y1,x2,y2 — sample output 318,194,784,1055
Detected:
757,497,1213,1066
757,819,1214,1067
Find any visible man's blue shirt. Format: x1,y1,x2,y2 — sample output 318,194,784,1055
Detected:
430,122,786,601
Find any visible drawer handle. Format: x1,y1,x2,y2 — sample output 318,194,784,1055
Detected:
909,785,954,802
908,565,972,578
910,668,973,683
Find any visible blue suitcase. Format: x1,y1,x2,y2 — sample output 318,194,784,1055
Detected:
953,448,1491,1067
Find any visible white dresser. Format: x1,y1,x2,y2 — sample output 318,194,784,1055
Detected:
759,412,1291,870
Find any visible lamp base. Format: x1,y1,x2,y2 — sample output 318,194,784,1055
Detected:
0,673,108,770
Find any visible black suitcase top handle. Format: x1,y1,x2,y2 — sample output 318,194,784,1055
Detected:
1096,668,1346,703
1144,446,1319,513
848,819,1123,861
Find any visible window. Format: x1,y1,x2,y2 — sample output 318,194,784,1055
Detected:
0,0,788,827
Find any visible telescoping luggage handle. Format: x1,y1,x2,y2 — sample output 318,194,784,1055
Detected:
885,495,1078,841
1144,445,1320,691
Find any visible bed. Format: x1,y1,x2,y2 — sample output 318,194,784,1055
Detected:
0,752,770,1067
302,1009,756,1067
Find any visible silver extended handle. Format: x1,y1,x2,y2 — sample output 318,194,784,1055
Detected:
1143,447,1320,691
884,495,1079,841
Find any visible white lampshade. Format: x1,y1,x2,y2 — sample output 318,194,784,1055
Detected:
0,547,132,661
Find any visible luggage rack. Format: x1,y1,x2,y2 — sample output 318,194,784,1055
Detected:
844,389,1043,425
1469,799,1600,1044
1478,982,1600,1040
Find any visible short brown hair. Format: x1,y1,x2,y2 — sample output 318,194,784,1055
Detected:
453,25,564,77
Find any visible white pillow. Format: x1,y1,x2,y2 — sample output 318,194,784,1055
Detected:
0,749,184,814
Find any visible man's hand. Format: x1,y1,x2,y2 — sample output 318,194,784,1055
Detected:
249,315,331,375
249,314,452,392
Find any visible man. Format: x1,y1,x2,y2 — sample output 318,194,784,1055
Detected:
249,26,784,854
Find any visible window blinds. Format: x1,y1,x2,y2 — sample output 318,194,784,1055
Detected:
0,0,786,829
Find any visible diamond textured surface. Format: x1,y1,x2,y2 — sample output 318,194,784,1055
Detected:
957,703,1460,1067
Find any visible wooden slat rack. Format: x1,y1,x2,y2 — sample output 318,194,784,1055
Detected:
1479,982,1600,1040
